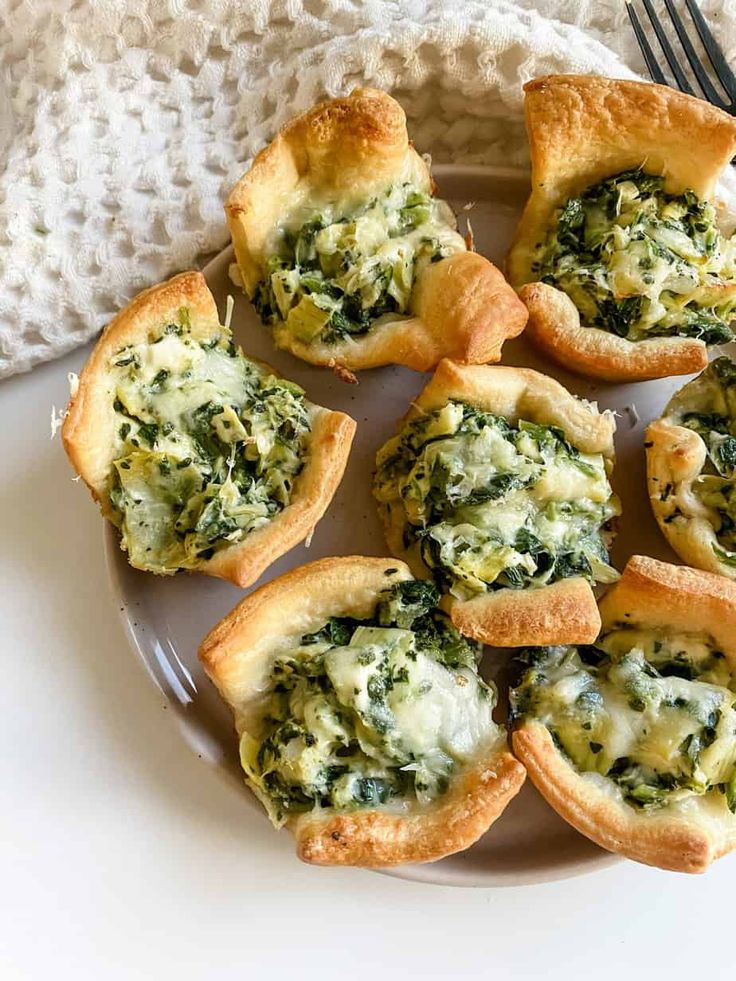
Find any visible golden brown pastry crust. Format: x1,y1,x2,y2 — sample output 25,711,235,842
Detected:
513,556,736,873
226,88,527,371
450,577,601,648
518,283,708,383
62,271,356,588
295,752,525,867
374,358,617,646
646,376,736,579
507,75,736,381
199,555,526,867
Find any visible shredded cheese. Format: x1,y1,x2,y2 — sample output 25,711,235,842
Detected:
50,405,65,439
224,294,235,332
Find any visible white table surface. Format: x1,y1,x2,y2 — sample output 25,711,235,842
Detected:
2,343,735,980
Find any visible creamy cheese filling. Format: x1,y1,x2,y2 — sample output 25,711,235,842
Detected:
533,170,736,343
661,356,736,566
108,308,311,572
374,400,620,601
240,580,501,827
252,182,466,345
511,627,736,812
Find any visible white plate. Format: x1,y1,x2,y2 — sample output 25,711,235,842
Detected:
106,164,703,887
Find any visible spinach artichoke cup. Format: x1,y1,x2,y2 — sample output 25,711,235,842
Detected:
225,88,527,372
199,556,525,867
511,556,736,873
508,75,736,382
646,357,736,580
374,360,620,647
62,272,356,587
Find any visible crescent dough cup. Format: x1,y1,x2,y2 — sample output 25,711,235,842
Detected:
62,271,356,588
375,359,617,647
513,556,736,873
226,88,527,371
646,362,736,579
199,556,525,867
507,75,736,382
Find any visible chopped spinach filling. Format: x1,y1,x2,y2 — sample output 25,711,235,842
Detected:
511,627,736,812
533,169,736,344
374,400,620,601
240,579,500,826
108,307,311,572
665,357,736,565
253,183,465,344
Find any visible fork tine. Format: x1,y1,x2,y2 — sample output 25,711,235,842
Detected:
641,0,695,96
626,1,668,85
663,0,729,108
682,0,736,102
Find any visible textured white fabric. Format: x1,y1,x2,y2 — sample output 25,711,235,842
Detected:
0,0,734,377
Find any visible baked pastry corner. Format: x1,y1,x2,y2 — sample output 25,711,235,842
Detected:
374,359,620,647
508,75,736,381
226,88,527,371
63,271,355,587
512,556,736,873
200,556,525,867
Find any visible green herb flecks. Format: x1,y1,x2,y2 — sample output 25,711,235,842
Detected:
665,357,736,562
511,629,736,814
374,399,620,601
108,317,311,572
534,169,736,344
240,579,497,825
253,182,466,345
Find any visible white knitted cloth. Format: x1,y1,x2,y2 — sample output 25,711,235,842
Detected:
1,0,734,377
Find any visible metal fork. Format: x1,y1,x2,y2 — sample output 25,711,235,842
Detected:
626,0,736,115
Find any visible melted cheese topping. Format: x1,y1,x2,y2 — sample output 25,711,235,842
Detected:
374,400,619,600
108,310,311,573
238,581,501,826
533,170,736,344
658,357,736,569
253,182,466,345
512,626,736,813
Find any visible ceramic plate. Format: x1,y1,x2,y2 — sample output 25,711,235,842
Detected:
106,164,702,887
